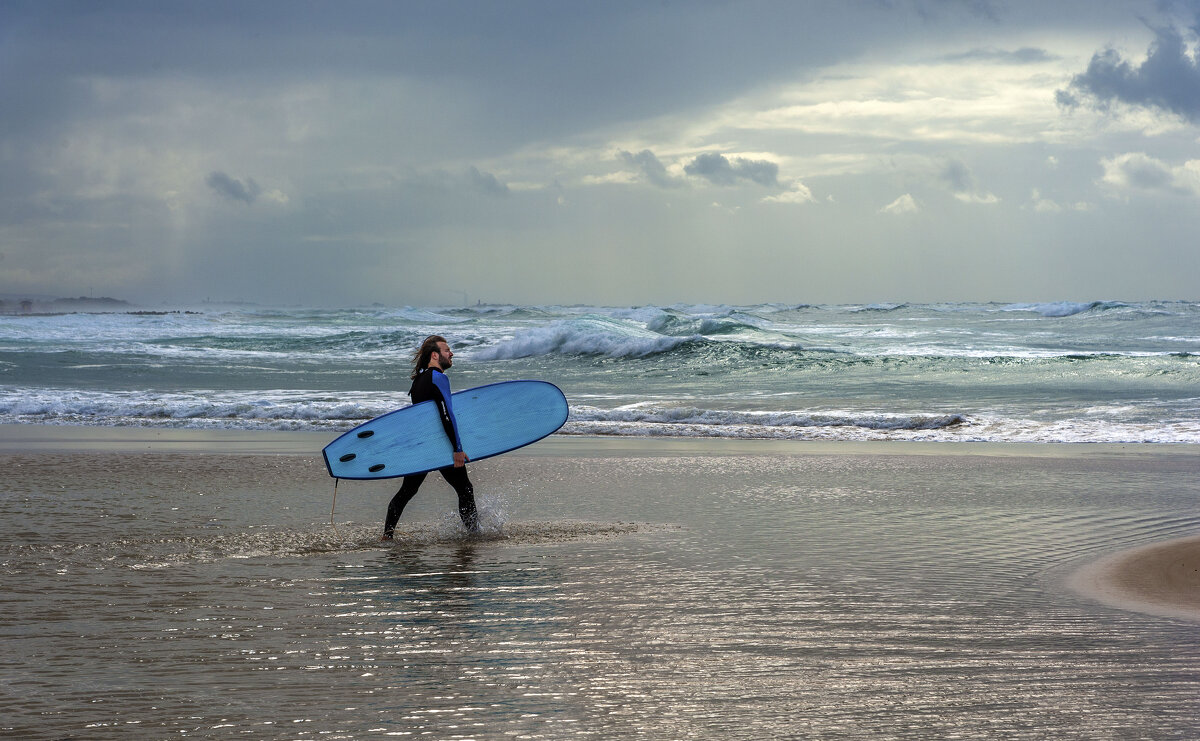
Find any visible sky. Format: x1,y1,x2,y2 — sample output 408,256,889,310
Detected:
2,0,1199,307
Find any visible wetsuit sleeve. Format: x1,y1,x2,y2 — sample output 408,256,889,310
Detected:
431,370,464,452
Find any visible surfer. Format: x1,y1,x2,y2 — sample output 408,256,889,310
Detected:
382,335,480,538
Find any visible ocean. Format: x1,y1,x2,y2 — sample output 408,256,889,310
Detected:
1,300,1198,442
4,301,1200,739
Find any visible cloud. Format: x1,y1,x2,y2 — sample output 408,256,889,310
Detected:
1058,24,1200,123
953,191,1000,204
684,152,779,187
1032,193,1062,212
7,1,1200,306
732,51,1074,148
708,201,741,214
468,166,510,196
404,167,510,198
943,47,1056,64
880,193,919,214
204,171,289,206
939,158,999,203
940,159,975,192
618,149,684,188
1099,152,1200,195
762,181,815,204
1030,188,1091,213
206,171,261,204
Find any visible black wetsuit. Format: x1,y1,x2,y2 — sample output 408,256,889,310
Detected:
383,368,478,535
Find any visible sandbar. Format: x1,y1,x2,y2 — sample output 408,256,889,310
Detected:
1072,536,1200,622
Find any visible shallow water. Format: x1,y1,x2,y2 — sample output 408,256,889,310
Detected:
3,443,1200,739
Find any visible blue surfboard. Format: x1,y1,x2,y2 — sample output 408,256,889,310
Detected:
322,380,569,480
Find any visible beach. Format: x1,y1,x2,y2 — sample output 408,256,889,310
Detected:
8,0,1200,734
4,424,1199,739
1073,535,1200,622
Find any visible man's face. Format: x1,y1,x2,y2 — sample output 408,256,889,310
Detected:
435,342,453,369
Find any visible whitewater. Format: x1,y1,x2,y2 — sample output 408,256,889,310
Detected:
1,300,1197,443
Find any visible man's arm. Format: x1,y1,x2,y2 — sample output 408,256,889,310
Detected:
430,370,465,456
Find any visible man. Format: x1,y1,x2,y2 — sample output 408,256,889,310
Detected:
382,335,479,539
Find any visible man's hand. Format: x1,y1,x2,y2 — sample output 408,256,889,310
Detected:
453,451,469,468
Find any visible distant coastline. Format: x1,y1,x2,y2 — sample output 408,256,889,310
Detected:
0,295,203,316
0,295,130,315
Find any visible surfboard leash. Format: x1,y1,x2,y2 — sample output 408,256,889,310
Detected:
329,477,340,537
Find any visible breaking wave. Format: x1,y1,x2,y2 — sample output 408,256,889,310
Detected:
3,300,1198,443
995,300,1167,318
472,315,693,359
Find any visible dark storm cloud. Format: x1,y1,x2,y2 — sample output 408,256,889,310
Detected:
6,0,1200,306
684,153,780,187
0,1,881,159
206,172,261,204
618,150,683,188
1059,23,1200,122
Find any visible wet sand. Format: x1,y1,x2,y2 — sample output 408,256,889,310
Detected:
7,423,1200,738
3,423,1198,622
1073,536,1200,621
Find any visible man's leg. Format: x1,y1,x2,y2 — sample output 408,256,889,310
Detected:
439,466,479,531
383,472,428,538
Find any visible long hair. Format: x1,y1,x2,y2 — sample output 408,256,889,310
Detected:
411,335,447,380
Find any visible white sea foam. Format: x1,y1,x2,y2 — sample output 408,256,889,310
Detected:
5,385,1196,443
383,306,471,324
471,316,690,359
996,300,1144,317
3,301,1198,443
568,404,967,431
561,415,1200,443
0,387,403,430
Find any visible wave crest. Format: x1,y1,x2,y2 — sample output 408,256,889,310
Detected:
998,301,1136,317
472,316,689,359
646,312,762,337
